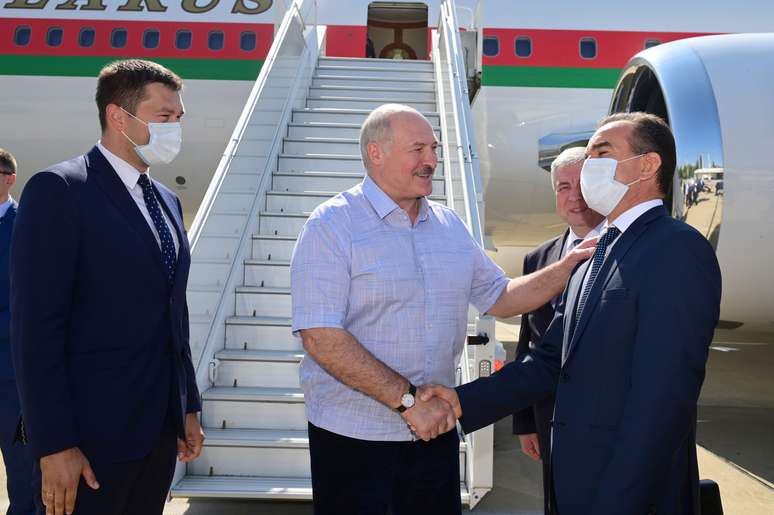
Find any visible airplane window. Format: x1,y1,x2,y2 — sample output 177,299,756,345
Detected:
79,27,96,48
645,39,661,49
111,28,128,49
47,27,64,47
580,37,597,59
143,29,160,49
208,30,224,51
176,30,192,50
14,26,31,46
240,31,256,52
482,36,499,57
515,36,531,58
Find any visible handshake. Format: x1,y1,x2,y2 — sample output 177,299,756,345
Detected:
400,384,464,441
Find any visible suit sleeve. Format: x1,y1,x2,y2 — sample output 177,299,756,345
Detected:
10,172,80,459
512,253,537,435
457,291,564,434
177,196,201,414
588,230,721,514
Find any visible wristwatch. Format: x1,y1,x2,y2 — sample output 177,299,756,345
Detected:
396,383,417,413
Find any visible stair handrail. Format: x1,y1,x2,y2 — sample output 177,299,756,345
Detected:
435,0,495,507
189,0,309,248
438,0,485,248
187,0,319,378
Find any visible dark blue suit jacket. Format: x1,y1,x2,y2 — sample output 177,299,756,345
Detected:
0,200,20,447
10,146,201,463
458,205,721,515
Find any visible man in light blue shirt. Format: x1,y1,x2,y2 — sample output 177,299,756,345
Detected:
291,104,593,515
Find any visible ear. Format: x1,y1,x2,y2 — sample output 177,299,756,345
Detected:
367,141,385,166
105,104,128,133
641,151,661,181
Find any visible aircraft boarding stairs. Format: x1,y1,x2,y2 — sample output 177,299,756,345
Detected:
172,0,497,508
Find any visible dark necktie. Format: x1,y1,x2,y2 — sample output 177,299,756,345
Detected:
574,226,621,321
137,174,176,285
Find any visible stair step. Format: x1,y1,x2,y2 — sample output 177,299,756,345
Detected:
188,427,466,479
258,211,308,237
215,348,302,362
282,137,442,157
292,107,440,125
243,258,291,288
309,86,435,102
224,316,299,352
278,153,363,173
251,234,296,261
173,477,469,503
201,386,306,430
213,349,302,388
172,476,313,500
287,121,440,139
306,96,436,111
312,75,436,90
235,286,291,318
318,56,434,69
271,170,445,196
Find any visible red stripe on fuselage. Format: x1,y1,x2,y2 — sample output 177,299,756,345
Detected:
0,18,273,59
482,28,714,68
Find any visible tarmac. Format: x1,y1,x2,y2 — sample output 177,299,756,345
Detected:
2,321,773,514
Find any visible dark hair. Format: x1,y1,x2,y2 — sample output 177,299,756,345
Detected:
0,148,17,175
95,59,182,132
598,112,676,195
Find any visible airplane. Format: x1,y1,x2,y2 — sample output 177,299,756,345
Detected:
1,0,773,335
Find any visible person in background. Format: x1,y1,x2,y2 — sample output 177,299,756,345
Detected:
0,148,34,515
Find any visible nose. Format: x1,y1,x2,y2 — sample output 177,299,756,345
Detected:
423,146,438,169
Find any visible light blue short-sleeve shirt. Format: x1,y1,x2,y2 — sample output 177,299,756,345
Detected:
291,176,508,441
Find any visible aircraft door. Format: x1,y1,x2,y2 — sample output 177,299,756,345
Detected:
367,2,429,60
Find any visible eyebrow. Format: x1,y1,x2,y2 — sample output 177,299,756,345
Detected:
588,140,612,154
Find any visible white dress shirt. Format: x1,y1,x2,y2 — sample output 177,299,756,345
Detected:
562,219,606,258
97,142,179,256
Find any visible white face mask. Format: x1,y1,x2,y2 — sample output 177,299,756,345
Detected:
580,154,644,216
121,108,182,166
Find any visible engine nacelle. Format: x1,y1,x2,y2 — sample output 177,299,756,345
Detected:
610,33,774,336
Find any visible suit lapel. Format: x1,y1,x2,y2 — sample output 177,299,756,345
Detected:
0,204,16,240
562,258,590,364
85,146,167,279
564,206,667,361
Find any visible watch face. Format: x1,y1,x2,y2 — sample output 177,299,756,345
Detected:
401,393,415,409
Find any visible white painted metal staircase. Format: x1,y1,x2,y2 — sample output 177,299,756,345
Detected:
173,0,497,508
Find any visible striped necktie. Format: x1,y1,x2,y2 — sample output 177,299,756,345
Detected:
574,226,621,321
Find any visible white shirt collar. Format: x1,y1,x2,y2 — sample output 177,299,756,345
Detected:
0,196,14,219
606,199,664,234
96,141,150,190
565,219,606,254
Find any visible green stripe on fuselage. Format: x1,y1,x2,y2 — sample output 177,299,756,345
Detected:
0,55,263,81
482,65,621,89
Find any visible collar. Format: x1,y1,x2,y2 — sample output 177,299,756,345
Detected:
607,199,664,234
565,218,605,254
362,175,429,223
0,196,14,219
97,141,151,191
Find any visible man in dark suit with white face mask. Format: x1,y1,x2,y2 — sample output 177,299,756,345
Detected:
11,59,204,515
421,113,722,515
